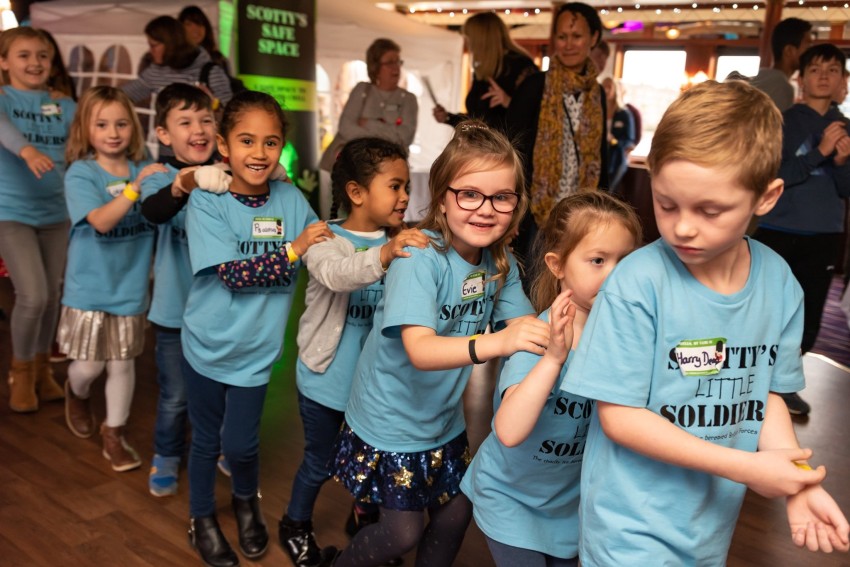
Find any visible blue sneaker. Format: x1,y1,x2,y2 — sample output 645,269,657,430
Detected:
217,455,231,477
149,454,180,497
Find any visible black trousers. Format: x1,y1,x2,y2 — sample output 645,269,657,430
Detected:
752,228,842,353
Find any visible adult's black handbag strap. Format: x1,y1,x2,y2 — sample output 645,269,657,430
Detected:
199,61,217,86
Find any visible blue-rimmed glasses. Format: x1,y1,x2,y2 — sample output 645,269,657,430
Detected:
446,187,519,213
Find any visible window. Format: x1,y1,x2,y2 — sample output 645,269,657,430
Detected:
620,49,687,157
68,45,94,95
97,45,133,87
715,55,760,81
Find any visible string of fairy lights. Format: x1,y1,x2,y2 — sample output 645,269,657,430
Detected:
402,1,850,19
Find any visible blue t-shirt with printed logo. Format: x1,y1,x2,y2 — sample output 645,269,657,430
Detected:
345,230,534,452
0,87,76,225
141,165,191,329
562,237,805,567
296,223,387,411
461,309,586,559
182,181,317,387
62,159,156,315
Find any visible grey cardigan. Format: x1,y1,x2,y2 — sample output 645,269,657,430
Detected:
297,232,386,372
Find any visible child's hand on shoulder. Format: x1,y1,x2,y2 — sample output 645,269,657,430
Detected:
193,163,232,194
545,290,576,365
19,146,54,179
495,314,550,358
380,228,429,269
742,447,826,498
292,221,334,256
134,163,168,187
787,482,850,553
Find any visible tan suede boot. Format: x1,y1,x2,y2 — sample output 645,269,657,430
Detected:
34,352,64,402
8,358,38,413
100,424,141,472
65,380,95,438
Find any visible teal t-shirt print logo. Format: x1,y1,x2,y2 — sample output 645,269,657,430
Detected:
674,338,726,377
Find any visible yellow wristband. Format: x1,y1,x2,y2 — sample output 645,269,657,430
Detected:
286,243,299,264
122,184,140,202
794,462,813,471
211,98,221,111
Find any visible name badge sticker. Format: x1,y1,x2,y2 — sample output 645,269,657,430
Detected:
41,103,61,116
674,337,726,377
461,271,485,301
252,217,283,239
106,179,128,197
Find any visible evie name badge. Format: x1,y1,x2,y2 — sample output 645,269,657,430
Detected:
253,217,283,239
461,271,485,301
674,338,726,377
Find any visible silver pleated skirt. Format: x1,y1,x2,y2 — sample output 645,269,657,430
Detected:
56,306,145,360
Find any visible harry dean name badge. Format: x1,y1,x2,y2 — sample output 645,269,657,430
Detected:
675,338,726,376
461,271,485,301
106,179,128,197
253,217,283,239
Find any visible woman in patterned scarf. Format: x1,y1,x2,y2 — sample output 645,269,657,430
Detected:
508,3,609,283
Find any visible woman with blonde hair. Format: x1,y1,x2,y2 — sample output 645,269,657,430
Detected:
433,12,537,132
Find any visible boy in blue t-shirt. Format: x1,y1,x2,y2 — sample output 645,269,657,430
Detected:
139,83,226,497
564,80,849,566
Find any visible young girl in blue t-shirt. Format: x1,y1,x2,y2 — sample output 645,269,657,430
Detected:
0,27,76,413
460,192,641,567
181,91,331,567
331,121,549,567
279,137,428,566
57,86,164,471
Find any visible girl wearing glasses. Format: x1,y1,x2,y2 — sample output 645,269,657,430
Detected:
330,121,548,567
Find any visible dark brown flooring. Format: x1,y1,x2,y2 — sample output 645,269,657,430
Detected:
1,275,849,566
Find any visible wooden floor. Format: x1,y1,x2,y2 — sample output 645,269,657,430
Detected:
1,275,850,567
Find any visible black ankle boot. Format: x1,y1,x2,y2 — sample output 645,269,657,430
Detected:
279,514,337,567
231,494,269,559
188,515,239,567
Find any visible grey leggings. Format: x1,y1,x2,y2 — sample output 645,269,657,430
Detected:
0,220,68,360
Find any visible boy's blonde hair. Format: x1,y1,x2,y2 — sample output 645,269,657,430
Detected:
0,28,54,86
419,120,528,294
647,80,782,197
530,191,642,313
66,86,146,164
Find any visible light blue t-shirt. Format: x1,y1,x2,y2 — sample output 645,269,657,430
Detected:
345,232,534,452
182,181,318,387
62,159,156,315
141,165,191,329
563,237,805,567
461,309,586,559
296,223,387,411
0,87,76,225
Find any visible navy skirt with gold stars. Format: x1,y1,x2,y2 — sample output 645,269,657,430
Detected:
331,422,471,511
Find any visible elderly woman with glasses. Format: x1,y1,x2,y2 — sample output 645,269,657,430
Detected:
320,38,418,172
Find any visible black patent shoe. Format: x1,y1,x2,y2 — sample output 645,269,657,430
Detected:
279,515,338,567
188,515,240,567
231,494,269,559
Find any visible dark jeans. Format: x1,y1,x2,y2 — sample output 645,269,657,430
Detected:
287,392,345,521
752,229,842,353
153,328,187,457
184,356,267,517
485,536,579,567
